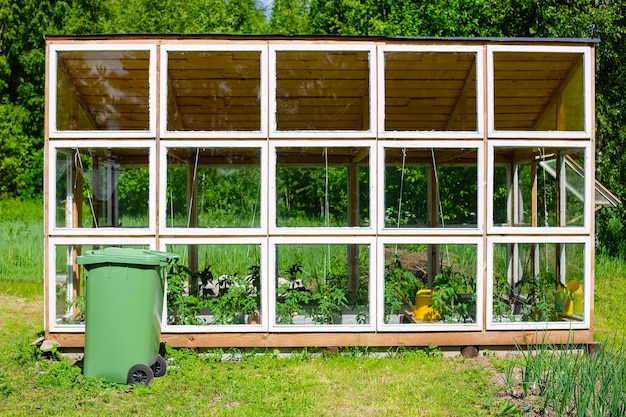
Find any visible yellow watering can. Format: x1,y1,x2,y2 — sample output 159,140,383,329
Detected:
395,288,441,321
557,280,583,318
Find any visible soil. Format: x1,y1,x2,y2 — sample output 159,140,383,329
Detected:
468,355,557,416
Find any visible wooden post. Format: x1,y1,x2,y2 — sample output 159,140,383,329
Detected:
347,163,359,298
187,157,199,291
428,162,440,285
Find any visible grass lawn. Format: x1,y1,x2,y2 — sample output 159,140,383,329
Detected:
0,281,505,417
1,197,624,416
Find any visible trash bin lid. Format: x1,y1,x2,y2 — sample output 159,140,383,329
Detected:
77,247,179,267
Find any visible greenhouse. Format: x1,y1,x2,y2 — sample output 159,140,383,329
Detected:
43,34,619,350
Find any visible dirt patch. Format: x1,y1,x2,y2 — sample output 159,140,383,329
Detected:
385,248,429,280
464,354,557,416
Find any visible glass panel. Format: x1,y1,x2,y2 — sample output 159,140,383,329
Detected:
54,243,149,325
167,51,261,131
165,244,261,326
383,243,477,324
56,50,150,131
493,52,585,131
492,147,585,227
385,51,477,131
55,147,150,228
275,147,370,227
492,242,585,322
384,147,478,228
275,50,370,131
275,243,370,326
165,147,261,228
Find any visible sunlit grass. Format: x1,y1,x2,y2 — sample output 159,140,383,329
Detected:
593,254,626,341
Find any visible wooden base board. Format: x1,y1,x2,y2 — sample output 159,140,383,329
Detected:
46,330,594,349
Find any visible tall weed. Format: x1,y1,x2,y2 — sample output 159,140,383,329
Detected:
0,198,43,282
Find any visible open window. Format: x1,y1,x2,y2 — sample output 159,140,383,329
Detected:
491,144,589,231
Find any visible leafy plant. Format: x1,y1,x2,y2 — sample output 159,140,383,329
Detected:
384,252,424,320
309,275,349,324
207,265,260,325
518,271,559,322
63,294,86,324
166,264,208,325
431,267,476,323
276,263,311,324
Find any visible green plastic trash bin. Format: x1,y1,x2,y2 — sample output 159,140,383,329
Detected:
77,248,179,385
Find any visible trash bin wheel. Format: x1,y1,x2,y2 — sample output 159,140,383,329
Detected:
152,355,167,378
127,364,154,386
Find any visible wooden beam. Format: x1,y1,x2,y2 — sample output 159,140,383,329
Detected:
532,55,583,129
445,60,476,130
57,57,99,129
45,330,595,349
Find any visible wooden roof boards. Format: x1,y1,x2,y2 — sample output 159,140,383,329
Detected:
49,36,594,135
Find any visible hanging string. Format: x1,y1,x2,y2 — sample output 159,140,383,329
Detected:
397,148,406,229
393,148,408,255
324,147,330,282
187,148,200,228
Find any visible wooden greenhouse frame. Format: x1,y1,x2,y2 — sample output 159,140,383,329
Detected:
43,35,619,351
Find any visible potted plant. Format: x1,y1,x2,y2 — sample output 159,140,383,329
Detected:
431,267,476,323
384,253,425,323
308,272,349,324
166,263,208,325
276,263,312,324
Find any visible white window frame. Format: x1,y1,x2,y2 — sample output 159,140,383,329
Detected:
487,45,592,139
159,140,268,236
487,140,592,235
159,44,268,139
269,43,377,138
377,236,483,332
48,140,156,236
377,140,484,235
48,43,157,139
268,236,377,332
486,235,591,330
159,237,269,333
47,236,156,333
377,45,484,139
269,140,377,235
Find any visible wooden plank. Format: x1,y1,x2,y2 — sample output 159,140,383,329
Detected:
277,79,368,91
386,79,466,90
385,69,472,80
168,69,260,79
171,79,260,90
77,88,149,99
276,60,369,71
384,51,476,62
43,330,595,349
385,89,465,99
179,120,260,131
66,69,150,81
277,69,368,80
